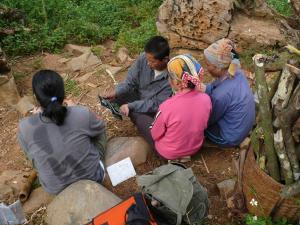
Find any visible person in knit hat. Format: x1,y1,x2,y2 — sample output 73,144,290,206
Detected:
202,38,255,147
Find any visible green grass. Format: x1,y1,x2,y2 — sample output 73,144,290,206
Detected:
64,79,81,96
1,0,163,56
13,71,28,80
266,0,292,16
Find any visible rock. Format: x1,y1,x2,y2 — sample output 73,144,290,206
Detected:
228,14,285,50
58,58,70,64
23,187,54,214
46,180,121,225
0,76,20,106
157,0,287,50
76,71,94,83
67,51,102,72
0,184,14,202
239,137,251,150
116,47,129,64
64,44,91,56
105,136,151,167
0,170,33,200
217,179,236,199
14,96,35,115
157,0,234,50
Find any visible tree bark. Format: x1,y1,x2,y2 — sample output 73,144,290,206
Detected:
253,54,281,181
277,83,300,181
272,66,296,109
274,130,294,184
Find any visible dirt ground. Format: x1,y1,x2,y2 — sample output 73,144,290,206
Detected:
0,42,243,225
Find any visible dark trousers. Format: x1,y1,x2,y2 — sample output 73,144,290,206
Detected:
113,93,155,148
129,112,155,149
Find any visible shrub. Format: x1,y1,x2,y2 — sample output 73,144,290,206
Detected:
1,0,163,56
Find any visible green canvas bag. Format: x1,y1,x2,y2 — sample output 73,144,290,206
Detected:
137,163,209,225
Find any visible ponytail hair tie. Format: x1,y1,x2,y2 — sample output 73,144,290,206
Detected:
50,96,57,102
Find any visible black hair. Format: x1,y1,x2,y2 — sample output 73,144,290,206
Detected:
144,36,170,61
187,81,196,89
32,70,67,126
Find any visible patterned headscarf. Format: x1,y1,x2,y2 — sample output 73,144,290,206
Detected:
167,54,204,88
204,38,240,77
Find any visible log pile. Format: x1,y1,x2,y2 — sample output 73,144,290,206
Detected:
252,46,300,188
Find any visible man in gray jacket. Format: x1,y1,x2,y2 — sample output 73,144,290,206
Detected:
103,36,172,145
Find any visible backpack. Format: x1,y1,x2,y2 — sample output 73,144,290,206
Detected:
137,163,209,225
86,193,157,225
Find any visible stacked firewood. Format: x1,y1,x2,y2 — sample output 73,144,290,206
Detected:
251,45,300,196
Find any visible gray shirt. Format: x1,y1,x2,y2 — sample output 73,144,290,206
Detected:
18,106,105,194
116,53,172,113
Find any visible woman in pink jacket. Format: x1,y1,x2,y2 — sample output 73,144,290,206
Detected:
150,54,212,161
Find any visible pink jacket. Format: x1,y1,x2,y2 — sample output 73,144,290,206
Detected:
150,90,212,159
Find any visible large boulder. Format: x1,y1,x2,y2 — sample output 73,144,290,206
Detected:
105,136,151,167
157,0,234,49
157,0,287,50
46,180,121,225
23,187,54,214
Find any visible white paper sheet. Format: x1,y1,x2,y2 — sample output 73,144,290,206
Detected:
106,157,136,186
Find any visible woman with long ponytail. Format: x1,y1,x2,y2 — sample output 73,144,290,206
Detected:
18,70,106,194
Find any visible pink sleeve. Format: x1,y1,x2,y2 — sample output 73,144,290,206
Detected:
150,111,166,141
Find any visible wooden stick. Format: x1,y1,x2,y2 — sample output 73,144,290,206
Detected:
274,130,294,184
253,54,281,181
277,84,300,181
272,66,296,109
201,154,210,174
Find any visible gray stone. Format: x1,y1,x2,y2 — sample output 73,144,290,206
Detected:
23,187,54,215
67,51,101,72
76,71,94,83
46,180,121,225
14,96,35,115
217,179,236,199
64,44,91,56
105,136,151,167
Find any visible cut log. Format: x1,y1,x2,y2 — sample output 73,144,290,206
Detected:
253,54,281,181
272,66,296,109
280,180,300,198
274,130,294,184
277,83,300,181
268,71,281,102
